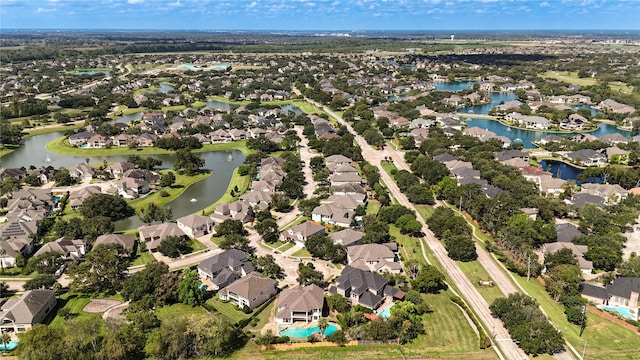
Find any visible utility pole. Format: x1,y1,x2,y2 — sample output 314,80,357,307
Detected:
579,305,587,337
527,253,531,282
582,339,587,359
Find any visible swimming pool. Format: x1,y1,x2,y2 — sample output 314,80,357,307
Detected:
0,339,18,351
279,323,338,338
378,304,394,319
602,305,637,320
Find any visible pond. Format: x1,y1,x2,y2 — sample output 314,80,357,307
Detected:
148,82,174,94
435,80,475,92
0,132,245,230
538,159,601,184
459,92,517,115
73,69,111,75
112,112,144,124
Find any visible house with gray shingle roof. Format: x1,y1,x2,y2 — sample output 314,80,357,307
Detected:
218,272,277,310
275,284,325,324
334,266,390,309
580,277,640,321
329,228,365,247
347,243,402,274
0,289,56,332
198,249,254,290
280,221,326,247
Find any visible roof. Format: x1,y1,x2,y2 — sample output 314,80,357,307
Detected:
198,249,253,276
94,234,136,250
329,228,365,247
348,244,395,262
289,221,326,238
358,291,382,308
277,284,324,314
555,223,583,243
335,266,388,295
606,277,640,299
0,289,56,325
220,272,276,300
177,214,213,229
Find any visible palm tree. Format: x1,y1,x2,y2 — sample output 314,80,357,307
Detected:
318,317,328,339
0,332,10,354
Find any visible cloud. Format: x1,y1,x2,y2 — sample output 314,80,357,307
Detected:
540,1,550,6
247,1,257,8
128,0,144,4
36,7,57,13
168,0,183,7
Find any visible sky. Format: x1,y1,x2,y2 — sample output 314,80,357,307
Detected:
1,0,639,31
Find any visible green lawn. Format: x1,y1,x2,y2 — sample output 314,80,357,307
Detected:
366,200,381,215
206,298,251,324
513,274,640,360
49,293,123,328
128,171,211,211
609,81,635,95
390,225,427,265
245,300,276,332
455,260,505,305
291,247,312,258
155,303,207,321
279,216,306,231
130,247,155,266
541,71,597,86
46,136,173,156
189,238,207,252
379,161,398,177
414,204,435,221
276,242,295,253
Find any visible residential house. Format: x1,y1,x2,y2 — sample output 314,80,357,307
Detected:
311,203,355,228
325,155,353,172
330,173,364,187
218,272,277,310
106,162,135,178
599,133,628,146
333,183,366,196
138,223,188,252
0,236,34,268
69,163,95,181
580,277,640,321
275,284,325,324
198,249,255,290
543,242,593,274
580,183,628,204
555,223,584,243
409,118,434,129
34,237,86,261
116,177,150,199
0,168,26,182
177,214,215,238
69,185,102,209
599,99,635,114
68,131,95,146
0,289,56,332
347,243,402,274
329,228,365,247
565,149,607,167
505,112,551,130
94,234,137,253
334,266,389,309
280,221,326,247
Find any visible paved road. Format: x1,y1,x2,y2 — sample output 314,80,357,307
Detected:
301,94,530,360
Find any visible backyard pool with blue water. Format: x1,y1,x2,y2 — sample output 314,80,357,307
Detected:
601,305,637,320
279,323,338,338
378,304,394,319
0,340,18,351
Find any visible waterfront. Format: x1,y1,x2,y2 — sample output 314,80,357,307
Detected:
0,131,245,230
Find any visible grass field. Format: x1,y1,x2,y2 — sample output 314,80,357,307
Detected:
50,293,123,328
609,81,635,95
155,303,207,321
414,204,435,221
455,260,505,305
246,300,276,333
390,225,427,265
291,247,312,258
206,298,251,324
130,247,155,266
512,274,640,360
541,71,597,86
366,200,381,215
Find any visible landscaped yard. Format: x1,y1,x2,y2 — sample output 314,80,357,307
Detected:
188,238,207,252
390,225,427,265
130,247,155,266
206,298,251,324
245,301,276,332
50,293,124,328
512,274,640,360
291,247,312,258
155,303,207,321
128,170,211,211
366,200,381,215
414,204,434,221
541,71,597,87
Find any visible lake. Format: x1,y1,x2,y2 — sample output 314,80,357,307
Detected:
148,82,174,94
0,132,245,230
538,159,603,184
435,80,475,92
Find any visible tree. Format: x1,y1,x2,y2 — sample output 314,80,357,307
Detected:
410,155,450,186
297,262,326,287
326,329,348,346
157,236,190,258
17,324,66,360
68,244,131,294
411,265,447,294
173,149,204,176
253,255,284,279
271,192,292,212
545,264,582,302
218,233,252,253
80,193,134,221
215,219,247,236
0,332,10,354
318,318,328,339
52,168,75,186
326,293,351,313
159,171,176,187
27,251,64,274
444,235,477,262
298,197,321,217
122,261,170,303
618,252,640,277
544,248,578,270
138,203,173,224
177,270,205,306
24,274,58,290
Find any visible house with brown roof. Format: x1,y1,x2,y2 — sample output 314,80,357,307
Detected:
311,203,355,228
347,243,402,274
218,272,277,310
138,223,187,252
543,242,593,274
275,284,325,324
329,228,365,247
177,214,216,238
280,221,326,247
0,289,56,332
94,234,137,253
34,237,87,261
69,163,95,181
